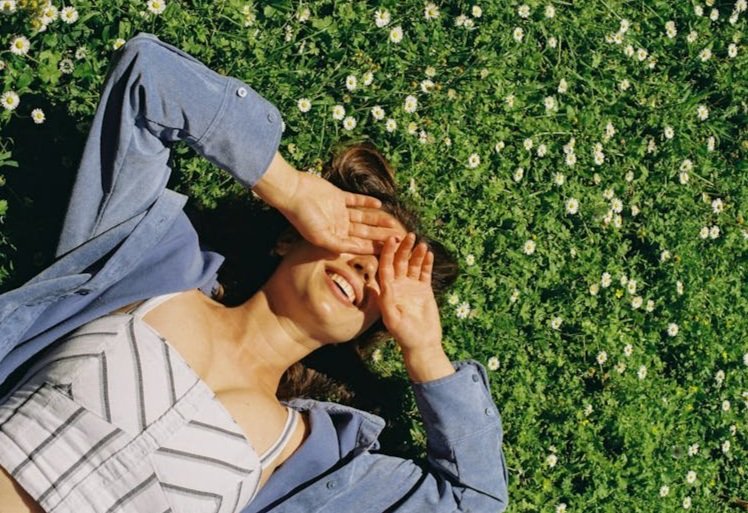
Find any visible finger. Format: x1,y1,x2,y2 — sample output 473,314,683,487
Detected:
394,232,416,277
345,192,382,209
349,223,405,242
378,236,398,286
332,236,378,255
420,251,434,282
408,242,428,279
349,208,399,228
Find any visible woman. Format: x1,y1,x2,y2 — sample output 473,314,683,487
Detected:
0,33,508,512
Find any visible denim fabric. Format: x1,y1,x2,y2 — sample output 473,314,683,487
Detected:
0,33,509,512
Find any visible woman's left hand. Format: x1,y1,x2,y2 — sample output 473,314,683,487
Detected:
375,233,443,353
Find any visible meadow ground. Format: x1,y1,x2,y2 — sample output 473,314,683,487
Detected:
1,1,747,511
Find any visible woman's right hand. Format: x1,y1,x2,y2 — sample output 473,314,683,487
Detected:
253,152,401,255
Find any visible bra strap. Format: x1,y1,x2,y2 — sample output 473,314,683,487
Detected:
259,407,300,469
127,292,183,318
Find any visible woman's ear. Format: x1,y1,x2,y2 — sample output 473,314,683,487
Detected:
273,227,301,256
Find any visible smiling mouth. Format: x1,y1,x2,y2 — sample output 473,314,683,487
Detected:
324,271,357,308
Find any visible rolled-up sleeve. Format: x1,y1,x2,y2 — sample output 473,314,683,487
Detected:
407,360,509,512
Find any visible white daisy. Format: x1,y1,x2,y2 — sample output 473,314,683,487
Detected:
661,249,672,262
523,138,533,150
40,4,58,24
688,443,699,456
631,205,640,216
623,344,633,357
601,272,612,288
9,35,30,56
596,351,608,365
646,300,655,312
467,153,480,169
75,46,88,60
637,365,647,379
385,118,397,132
546,453,557,467
513,27,524,43
683,497,692,509
589,283,599,296
31,107,45,123
495,141,505,153
374,8,391,28
700,48,712,61
472,5,482,18
371,106,385,120
296,6,310,22
686,470,697,484
696,104,709,120
345,74,357,91
545,4,555,18
424,2,440,20
544,96,557,111
619,79,630,91
709,225,720,239
58,58,74,74
507,289,520,304
456,301,471,319
403,95,418,113
556,503,567,513
513,167,524,182
712,198,724,213
518,4,530,18
722,440,731,453
631,296,643,309
537,143,547,157
147,0,166,15
60,6,79,23
487,356,500,371
547,36,558,48
113,38,126,50
362,71,374,86
722,400,730,412
389,25,403,43
420,79,435,93
550,316,563,330
297,98,311,113
659,485,670,497
1,90,19,111
664,126,674,139
342,116,357,130
728,43,738,58
332,104,345,120
565,198,579,215
667,323,679,337
523,239,536,255
565,152,576,167
558,78,568,94
0,0,17,15
447,292,459,305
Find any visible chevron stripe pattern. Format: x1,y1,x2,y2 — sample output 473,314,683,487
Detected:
0,304,273,513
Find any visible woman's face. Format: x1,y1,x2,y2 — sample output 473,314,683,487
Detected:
264,219,408,346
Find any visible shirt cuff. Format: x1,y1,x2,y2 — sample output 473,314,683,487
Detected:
411,360,502,445
195,75,284,190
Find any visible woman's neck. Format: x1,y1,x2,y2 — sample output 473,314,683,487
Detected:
213,289,321,396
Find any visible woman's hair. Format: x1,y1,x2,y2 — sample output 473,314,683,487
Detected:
273,141,460,401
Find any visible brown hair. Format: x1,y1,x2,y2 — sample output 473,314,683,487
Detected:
274,141,460,401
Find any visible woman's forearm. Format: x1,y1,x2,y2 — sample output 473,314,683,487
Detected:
252,151,301,210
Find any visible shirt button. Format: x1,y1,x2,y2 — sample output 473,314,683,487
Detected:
484,408,494,416
76,289,90,296
236,87,248,98
267,112,275,123
326,480,336,490
472,374,480,383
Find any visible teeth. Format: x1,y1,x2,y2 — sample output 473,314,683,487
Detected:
329,272,355,303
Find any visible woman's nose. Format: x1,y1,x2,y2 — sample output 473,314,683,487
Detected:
350,254,379,284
